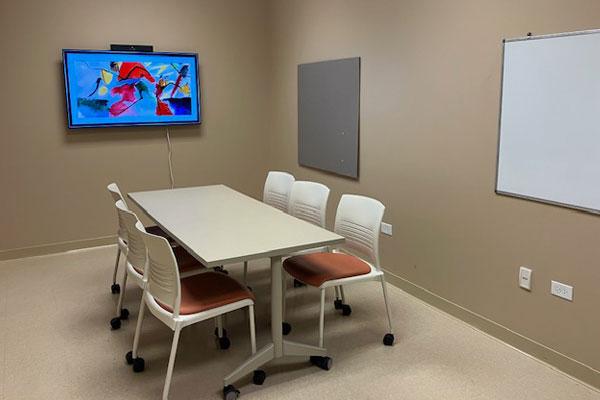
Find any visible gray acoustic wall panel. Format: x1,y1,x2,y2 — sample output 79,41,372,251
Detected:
298,57,360,178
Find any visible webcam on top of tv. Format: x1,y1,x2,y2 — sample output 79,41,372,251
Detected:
110,44,154,53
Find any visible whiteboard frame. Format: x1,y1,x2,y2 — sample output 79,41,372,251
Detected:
495,28,600,216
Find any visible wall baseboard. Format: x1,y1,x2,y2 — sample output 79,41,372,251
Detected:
383,269,600,391
0,236,116,261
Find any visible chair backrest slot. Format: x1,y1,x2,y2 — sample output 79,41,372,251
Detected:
115,200,146,272
334,194,385,268
288,181,330,227
263,171,295,212
108,183,129,240
137,222,181,315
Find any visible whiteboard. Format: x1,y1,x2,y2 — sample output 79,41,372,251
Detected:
496,30,600,214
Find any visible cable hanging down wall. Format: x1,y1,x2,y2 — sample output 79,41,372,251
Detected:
166,128,175,189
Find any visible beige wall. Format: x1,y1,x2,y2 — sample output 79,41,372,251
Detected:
267,0,600,375
0,0,271,253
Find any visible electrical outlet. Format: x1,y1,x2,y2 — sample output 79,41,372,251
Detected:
519,267,532,290
381,222,393,236
551,280,573,301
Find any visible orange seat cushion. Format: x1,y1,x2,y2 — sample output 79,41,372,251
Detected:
283,252,371,287
157,272,255,315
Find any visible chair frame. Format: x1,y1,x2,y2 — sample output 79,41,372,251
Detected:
242,171,296,284
282,180,331,321
285,194,394,348
110,200,205,330
108,182,178,293
132,223,257,400
107,183,128,294
313,250,393,347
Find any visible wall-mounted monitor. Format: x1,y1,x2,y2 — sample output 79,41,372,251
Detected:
62,50,200,128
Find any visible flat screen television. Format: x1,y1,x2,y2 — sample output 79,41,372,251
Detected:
62,49,201,128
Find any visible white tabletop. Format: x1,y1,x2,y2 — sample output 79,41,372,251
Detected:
128,185,344,267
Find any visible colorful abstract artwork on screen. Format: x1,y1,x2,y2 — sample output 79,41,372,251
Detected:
63,50,200,128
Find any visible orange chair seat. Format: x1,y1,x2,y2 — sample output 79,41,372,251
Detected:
157,272,255,315
283,252,371,287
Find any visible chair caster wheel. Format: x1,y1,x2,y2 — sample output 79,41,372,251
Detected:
223,385,240,400
132,357,145,372
383,333,395,346
110,317,121,330
293,279,305,288
310,356,332,371
282,322,292,336
120,308,129,320
252,369,266,385
111,283,120,294
341,304,352,316
214,328,228,338
219,336,231,350
334,299,342,310
125,351,134,365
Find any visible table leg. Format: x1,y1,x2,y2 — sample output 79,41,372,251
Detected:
283,340,327,357
271,256,284,357
223,344,274,386
223,255,328,388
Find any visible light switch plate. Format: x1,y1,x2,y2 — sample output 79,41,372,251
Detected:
519,266,532,290
381,222,393,236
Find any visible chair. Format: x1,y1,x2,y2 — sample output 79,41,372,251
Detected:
128,222,257,400
241,171,296,285
281,181,330,334
286,180,332,288
282,194,395,347
107,182,176,294
110,200,207,331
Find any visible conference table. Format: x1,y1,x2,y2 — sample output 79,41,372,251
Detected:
128,185,344,393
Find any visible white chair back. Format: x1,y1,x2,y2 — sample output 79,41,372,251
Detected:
108,183,129,209
137,223,182,316
109,183,129,240
263,171,295,212
334,194,385,268
115,200,146,272
288,181,330,227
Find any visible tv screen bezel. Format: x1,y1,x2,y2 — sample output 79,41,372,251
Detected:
62,49,201,129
